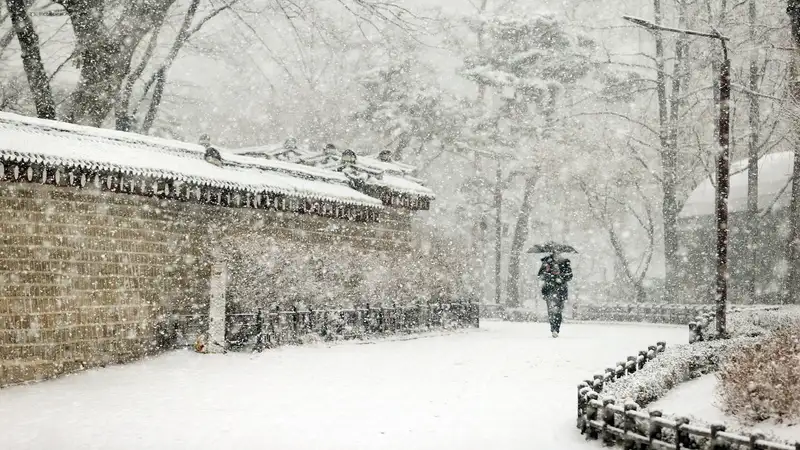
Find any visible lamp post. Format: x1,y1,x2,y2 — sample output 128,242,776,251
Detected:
622,15,731,336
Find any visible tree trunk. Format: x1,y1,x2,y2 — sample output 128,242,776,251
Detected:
61,0,176,126
476,0,488,103
653,0,679,304
786,1,800,304
786,62,800,304
115,28,163,131
506,174,537,307
139,0,200,133
6,0,55,119
494,165,503,305
745,0,760,302
607,223,647,302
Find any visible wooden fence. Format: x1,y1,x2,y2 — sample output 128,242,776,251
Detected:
226,302,480,350
577,341,800,450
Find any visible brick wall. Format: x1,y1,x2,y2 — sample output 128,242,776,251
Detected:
0,182,418,387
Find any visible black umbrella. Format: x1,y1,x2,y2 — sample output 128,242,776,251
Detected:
526,241,578,254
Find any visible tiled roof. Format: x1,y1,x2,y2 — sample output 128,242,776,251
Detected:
0,113,382,207
234,143,435,200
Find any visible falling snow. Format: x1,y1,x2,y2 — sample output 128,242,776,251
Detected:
2,0,800,448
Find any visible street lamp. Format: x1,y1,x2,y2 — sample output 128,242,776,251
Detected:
622,15,731,337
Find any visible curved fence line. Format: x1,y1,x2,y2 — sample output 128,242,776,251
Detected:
576,340,800,450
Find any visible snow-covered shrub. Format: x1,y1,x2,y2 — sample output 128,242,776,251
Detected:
726,306,800,338
689,306,800,343
717,323,800,423
603,338,757,408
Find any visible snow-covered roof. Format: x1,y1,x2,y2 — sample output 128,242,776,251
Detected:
679,152,793,218
0,112,381,208
230,142,434,200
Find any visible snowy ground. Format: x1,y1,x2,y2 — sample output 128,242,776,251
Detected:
0,321,687,450
651,373,800,443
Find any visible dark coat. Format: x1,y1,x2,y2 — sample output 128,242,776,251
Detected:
538,255,573,298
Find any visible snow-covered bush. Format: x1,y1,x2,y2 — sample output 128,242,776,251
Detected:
602,338,758,408
717,324,800,423
726,306,800,338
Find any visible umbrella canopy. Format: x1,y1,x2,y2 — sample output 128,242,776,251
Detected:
527,242,578,254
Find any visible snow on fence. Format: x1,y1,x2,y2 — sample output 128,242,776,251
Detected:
576,340,800,450
226,302,480,350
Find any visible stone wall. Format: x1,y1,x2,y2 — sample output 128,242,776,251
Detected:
0,182,423,387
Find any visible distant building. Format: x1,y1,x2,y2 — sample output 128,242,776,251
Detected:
678,152,792,304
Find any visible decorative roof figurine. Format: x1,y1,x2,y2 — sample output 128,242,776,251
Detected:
378,150,392,162
200,134,223,167
341,149,357,166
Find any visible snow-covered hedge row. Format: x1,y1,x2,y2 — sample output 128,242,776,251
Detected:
600,338,757,408
579,308,800,448
603,307,800,408
691,305,800,343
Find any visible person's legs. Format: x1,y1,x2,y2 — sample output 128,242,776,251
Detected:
544,295,554,332
546,294,560,336
553,289,568,333
552,301,563,333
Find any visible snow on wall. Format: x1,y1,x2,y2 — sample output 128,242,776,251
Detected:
0,112,382,207
0,179,448,387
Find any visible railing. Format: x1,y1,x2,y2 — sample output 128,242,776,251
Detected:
226,302,480,350
480,303,714,325
577,341,800,450
579,304,712,324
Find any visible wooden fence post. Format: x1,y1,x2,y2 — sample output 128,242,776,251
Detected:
602,398,616,445
592,373,604,393
674,417,690,450
605,367,616,383
622,402,638,450
253,309,265,352
647,345,657,360
627,356,637,374
291,304,300,343
270,305,279,347
585,391,600,440
577,383,589,427
648,410,663,445
710,423,729,450
749,431,764,450
362,304,370,335
615,361,626,379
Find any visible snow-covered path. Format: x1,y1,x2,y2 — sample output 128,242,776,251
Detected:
0,321,687,450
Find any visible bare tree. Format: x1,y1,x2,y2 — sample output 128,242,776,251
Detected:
786,0,800,302
51,0,178,126
5,0,54,119
579,178,656,303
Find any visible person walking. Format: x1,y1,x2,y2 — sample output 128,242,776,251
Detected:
538,252,573,338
